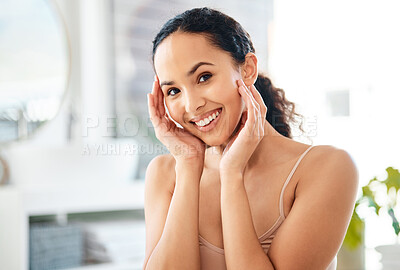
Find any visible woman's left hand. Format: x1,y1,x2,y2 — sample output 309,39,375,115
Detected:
219,79,268,177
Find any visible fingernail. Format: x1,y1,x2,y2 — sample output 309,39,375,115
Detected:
239,79,245,86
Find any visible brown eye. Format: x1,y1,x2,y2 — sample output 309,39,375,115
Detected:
199,73,212,83
167,88,180,96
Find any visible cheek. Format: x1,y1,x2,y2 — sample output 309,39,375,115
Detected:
165,101,178,121
212,77,239,100
214,81,244,132
165,101,188,128
218,82,243,112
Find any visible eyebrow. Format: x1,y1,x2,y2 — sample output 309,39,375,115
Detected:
160,61,215,88
187,61,214,76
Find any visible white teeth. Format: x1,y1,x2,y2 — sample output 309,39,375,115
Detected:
194,109,221,127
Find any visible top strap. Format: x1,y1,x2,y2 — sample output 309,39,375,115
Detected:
279,145,314,217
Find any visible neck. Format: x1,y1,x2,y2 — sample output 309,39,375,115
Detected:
244,120,286,170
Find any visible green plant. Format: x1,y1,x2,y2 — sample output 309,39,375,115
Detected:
343,166,400,249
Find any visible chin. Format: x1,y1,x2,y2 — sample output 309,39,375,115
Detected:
195,132,231,148
184,109,243,147
203,139,225,147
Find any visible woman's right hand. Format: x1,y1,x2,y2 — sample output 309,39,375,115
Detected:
147,76,206,165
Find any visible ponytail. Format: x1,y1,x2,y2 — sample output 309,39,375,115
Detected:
255,73,302,138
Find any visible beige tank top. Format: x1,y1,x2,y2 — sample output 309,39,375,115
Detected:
198,145,337,270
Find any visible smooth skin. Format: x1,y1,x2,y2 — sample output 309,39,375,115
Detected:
144,32,359,270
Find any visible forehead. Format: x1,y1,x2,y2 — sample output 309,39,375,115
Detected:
154,32,233,77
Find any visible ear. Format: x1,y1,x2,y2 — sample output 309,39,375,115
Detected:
240,53,258,86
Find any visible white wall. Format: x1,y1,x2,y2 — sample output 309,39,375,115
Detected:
269,0,400,254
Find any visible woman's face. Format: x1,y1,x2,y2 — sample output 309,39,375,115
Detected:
154,32,245,146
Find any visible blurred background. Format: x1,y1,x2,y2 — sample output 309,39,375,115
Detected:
0,0,399,269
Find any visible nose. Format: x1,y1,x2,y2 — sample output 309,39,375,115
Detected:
183,88,205,113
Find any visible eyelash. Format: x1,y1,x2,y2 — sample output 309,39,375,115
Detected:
199,73,212,83
167,73,212,96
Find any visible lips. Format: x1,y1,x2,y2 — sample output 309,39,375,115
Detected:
190,108,222,123
194,110,220,127
190,108,222,132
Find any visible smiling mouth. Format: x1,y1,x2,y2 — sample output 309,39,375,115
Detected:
189,108,222,132
190,108,222,126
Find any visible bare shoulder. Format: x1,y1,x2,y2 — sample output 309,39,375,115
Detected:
268,144,359,269
145,153,176,194
297,144,359,194
307,145,358,174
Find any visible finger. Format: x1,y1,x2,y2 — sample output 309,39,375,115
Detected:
240,110,248,125
149,94,172,140
239,82,261,120
238,80,264,121
238,82,264,137
151,80,159,109
151,76,157,95
154,80,161,112
149,92,169,129
237,112,247,135
160,98,166,117
238,81,258,112
240,87,257,123
156,79,166,116
240,82,260,120
148,93,160,126
152,78,166,117
249,84,267,117
238,85,257,136
247,85,266,136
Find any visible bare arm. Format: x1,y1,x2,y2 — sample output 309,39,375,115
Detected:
144,75,206,269
220,147,358,270
220,174,275,270
267,148,358,269
143,155,203,270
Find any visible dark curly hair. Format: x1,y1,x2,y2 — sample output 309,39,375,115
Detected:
152,7,303,138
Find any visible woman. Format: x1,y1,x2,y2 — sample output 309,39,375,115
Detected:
144,7,358,270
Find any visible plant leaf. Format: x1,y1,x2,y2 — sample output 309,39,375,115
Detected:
362,185,381,214
343,210,364,249
383,167,400,194
388,208,400,236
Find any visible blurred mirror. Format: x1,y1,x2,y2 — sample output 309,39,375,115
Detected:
0,0,69,143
